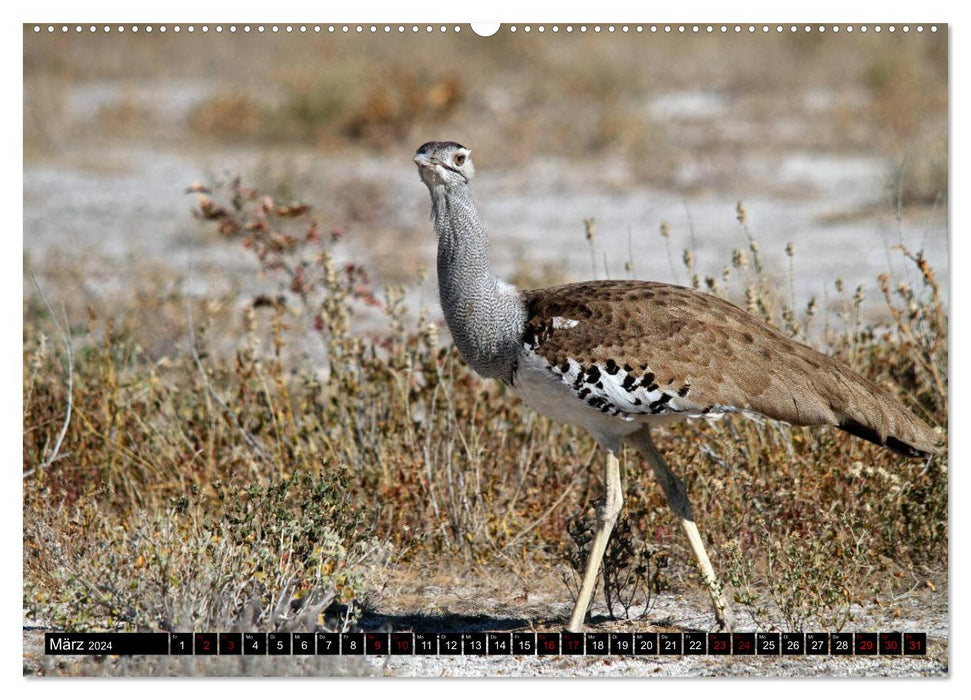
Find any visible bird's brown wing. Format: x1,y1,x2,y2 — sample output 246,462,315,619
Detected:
521,280,939,457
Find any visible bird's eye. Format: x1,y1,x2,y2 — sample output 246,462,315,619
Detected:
455,154,466,166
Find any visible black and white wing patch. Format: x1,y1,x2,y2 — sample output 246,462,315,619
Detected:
520,315,718,421
543,354,711,419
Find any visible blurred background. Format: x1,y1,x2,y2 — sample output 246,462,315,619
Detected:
24,25,948,339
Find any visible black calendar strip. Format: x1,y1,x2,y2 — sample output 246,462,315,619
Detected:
44,631,928,657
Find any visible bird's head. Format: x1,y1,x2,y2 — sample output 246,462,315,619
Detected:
414,141,475,190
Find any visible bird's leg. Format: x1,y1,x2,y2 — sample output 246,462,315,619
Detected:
629,428,734,631
567,449,623,632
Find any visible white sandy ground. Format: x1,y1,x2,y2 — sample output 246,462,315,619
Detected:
28,569,945,677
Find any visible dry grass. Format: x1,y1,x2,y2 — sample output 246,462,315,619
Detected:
24,175,947,678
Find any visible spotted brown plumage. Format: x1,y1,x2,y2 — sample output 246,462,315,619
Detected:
520,280,939,458
414,140,941,633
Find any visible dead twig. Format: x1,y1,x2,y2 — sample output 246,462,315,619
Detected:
24,275,73,479
185,264,271,466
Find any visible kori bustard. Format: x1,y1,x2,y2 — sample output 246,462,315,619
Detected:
414,140,939,632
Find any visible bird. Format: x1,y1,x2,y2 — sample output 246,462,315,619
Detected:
413,140,940,632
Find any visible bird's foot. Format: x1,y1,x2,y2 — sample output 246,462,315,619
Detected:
714,604,735,633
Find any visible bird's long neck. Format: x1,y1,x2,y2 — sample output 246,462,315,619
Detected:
431,181,526,384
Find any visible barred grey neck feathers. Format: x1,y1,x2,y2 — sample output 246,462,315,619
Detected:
425,158,526,384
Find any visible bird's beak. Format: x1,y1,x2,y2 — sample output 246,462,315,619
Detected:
413,152,433,168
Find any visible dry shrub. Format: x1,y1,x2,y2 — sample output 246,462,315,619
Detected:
343,72,464,146
24,179,947,643
189,91,267,140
